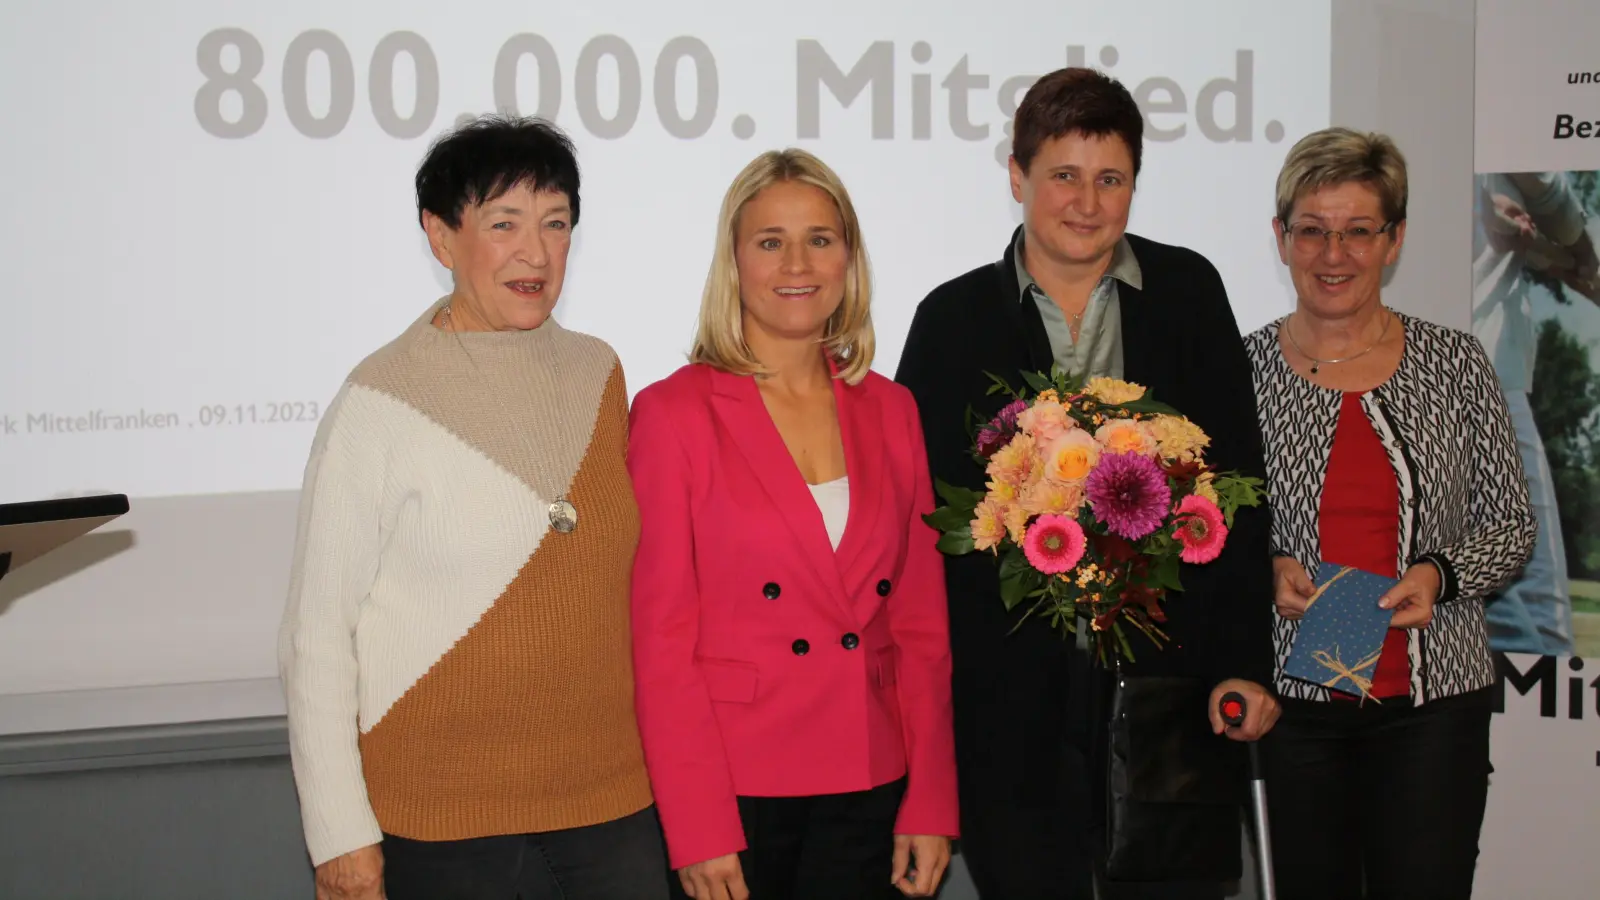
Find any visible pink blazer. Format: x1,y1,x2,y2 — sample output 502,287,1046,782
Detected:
627,363,958,869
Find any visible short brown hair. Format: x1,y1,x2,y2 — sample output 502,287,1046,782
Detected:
1012,68,1144,176
688,149,875,385
1274,127,1408,225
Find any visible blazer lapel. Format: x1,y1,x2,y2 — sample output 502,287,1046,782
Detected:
832,375,885,577
707,369,853,615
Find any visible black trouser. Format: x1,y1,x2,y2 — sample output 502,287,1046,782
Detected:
1261,687,1493,900
958,650,1229,900
380,805,669,900
667,777,907,900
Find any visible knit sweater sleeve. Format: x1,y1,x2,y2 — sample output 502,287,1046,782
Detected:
278,381,390,866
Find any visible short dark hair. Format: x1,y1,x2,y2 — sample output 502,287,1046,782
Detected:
415,115,581,230
1012,68,1144,177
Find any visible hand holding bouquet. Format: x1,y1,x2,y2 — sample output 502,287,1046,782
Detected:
923,368,1265,666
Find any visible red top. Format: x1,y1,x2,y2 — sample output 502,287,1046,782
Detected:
1318,392,1410,699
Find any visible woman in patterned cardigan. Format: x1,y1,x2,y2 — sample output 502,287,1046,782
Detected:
1243,127,1535,900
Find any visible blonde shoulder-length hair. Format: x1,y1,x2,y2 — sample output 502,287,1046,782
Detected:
688,148,875,385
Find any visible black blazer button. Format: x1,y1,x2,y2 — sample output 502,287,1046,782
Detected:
841,633,860,650
876,579,892,597
791,639,810,656
763,582,781,600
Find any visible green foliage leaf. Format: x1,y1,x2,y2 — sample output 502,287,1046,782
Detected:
1212,473,1268,528
1118,396,1183,416
936,529,976,555
923,505,974,533
933,479,985,512
983,371,1023,400
998,549,1041,610
1113,621,1137,663
1020,370,1055,394
1151,551,1185,592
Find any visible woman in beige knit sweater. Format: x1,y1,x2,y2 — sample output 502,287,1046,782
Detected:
279,116,666,900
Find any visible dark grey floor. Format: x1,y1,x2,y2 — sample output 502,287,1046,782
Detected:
0,716,1266,900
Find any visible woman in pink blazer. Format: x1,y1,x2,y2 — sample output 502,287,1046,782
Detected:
627,149,959,900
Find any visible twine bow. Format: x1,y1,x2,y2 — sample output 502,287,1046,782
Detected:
1312,646,1385,704
1303,566,1354,610
1303,567,1386,703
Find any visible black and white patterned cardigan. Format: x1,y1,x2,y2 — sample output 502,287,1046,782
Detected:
1243,312,1537,704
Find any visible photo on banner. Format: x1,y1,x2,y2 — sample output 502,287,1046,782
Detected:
1472,169,1600,659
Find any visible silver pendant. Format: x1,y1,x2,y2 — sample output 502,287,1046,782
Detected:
548,499,578,534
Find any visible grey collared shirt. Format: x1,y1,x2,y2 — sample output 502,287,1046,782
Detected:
1014,229,1143,381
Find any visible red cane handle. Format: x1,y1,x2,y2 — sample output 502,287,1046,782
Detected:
1220,691,1247,727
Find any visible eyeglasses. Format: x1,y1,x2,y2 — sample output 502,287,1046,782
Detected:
1282,220,1396,255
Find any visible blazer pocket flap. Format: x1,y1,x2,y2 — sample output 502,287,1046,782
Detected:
876,647,898,688
699,657,759,703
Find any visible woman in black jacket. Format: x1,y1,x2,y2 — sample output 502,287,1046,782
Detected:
895,66,1278,900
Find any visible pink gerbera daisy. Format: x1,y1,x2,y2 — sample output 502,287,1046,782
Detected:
1023,514,1087,575
1173,494,1228,563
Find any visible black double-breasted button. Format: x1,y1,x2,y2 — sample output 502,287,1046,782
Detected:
763,582,781,600
876,579,892,597
841,633,860,650
792,638,810,656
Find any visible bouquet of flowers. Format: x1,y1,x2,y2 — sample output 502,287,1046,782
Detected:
923,368,1265,666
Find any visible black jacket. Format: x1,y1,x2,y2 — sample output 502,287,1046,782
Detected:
894,227,1274,892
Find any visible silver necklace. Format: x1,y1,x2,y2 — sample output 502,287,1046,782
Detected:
1286,310,1393,375
440,303,578,535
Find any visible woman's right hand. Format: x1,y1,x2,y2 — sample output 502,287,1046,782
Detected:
678,853,749,900
314,844,385,900
1273,556,1316,621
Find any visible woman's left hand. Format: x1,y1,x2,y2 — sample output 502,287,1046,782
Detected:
1379,562,1442,628
891,834,950,897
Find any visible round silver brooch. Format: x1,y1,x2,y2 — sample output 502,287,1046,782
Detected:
548,499,578,534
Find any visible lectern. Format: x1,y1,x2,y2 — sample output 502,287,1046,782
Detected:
0,494,130,583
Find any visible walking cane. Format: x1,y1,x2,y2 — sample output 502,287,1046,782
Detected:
1219,692,1277,900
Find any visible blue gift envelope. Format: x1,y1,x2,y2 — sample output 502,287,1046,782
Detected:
1284,562,1398,697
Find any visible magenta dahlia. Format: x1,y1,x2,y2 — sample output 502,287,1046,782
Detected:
1085,451,1172,540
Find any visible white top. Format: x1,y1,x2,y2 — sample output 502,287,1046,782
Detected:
807,476,850,550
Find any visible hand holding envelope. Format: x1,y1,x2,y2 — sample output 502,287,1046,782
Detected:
1377,562,1442,629
1284,562,1414,701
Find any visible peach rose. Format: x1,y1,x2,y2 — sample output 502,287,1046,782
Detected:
1017,400,1076,444
1095,419,1158,457
1043,430,1101,484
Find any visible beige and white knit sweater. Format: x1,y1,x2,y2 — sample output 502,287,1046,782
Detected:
279,302,651,866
